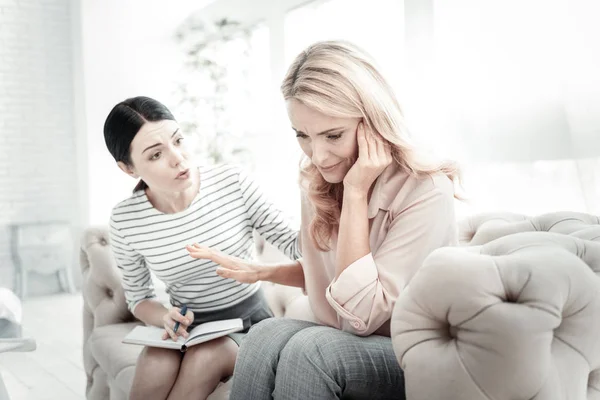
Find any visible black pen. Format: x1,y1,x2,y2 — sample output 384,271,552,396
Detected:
173,304,188,334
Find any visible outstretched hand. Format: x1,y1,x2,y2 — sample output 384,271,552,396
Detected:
185,243,263,284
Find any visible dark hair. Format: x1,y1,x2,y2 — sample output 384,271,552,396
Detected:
103,96,176,192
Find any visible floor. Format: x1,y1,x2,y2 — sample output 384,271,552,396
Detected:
0,292,86,400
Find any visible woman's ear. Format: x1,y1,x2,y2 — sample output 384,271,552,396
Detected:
117,161,139,178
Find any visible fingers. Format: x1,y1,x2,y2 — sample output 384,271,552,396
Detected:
362,121,392,166
174,323,189,338
216,267,245,281
164,323,179,341
356,122,369,161
186,244,227,264
185,310,194,324
162,319,190,342
170,308,191,326
216,267,256,283
185,244,212,259
161,306,194,341
215,267,231,278
364,124,377,160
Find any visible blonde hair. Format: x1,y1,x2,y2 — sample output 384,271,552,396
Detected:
282,40,461,251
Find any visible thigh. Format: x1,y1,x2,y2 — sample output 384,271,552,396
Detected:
277,326,405,400
130,346,182,399
230,318,320,400
237,317,319,358
137,345,183,369
181,336,238,371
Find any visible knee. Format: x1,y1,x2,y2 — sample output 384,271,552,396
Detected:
236,318,283,367
184,337,237,373
237,318,312,368
138,346,180,373
131,347,180,396
279,327,340,373
244,316,283,340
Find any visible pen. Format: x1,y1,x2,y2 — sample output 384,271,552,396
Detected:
172,304,188,335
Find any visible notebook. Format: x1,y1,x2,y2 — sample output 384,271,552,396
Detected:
122,318,244,352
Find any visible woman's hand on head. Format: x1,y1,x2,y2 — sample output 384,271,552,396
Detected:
343,121,393,195
161,306,194,341
185,243,263,284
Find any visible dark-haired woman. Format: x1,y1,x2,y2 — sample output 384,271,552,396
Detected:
104,96,301,400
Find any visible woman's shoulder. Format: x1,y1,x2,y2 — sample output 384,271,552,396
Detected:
110,191,149,224
385,166,455,212
199,163,247,183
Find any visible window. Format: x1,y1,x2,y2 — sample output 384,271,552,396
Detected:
284,0,404,91
403,0,600,216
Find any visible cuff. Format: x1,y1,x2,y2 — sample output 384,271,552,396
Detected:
325,253,378,333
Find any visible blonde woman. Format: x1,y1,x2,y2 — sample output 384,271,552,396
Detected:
188,41,459,399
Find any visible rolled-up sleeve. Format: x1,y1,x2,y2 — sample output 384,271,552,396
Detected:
325,187,456,335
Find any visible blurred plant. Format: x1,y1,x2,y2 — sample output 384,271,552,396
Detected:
174,16,253,164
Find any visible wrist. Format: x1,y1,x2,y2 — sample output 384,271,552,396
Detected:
343,185,369,201
256,264,274,282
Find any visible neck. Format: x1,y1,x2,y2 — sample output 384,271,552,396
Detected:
146,169,200,213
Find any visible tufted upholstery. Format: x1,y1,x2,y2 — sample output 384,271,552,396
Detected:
392,212,600,400
80,227,310,400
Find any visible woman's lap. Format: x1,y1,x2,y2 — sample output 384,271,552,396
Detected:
231,318,405,400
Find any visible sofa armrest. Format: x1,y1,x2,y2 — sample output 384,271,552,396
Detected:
80,226,134,328
80,226,135,398
391,231,600,400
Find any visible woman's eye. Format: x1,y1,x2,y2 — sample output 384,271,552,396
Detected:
327,133,342,141
295,133,308,139
150,152,161,160
175,137,184,145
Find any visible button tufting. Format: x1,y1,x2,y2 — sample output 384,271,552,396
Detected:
100,238,107,246
106,288,114,298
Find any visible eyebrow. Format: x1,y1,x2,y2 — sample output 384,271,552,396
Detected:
142,128,180,154
292,127,345,136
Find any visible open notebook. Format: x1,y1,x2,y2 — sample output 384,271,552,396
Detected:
123,318,244,352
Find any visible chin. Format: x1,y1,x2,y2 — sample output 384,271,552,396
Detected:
172,179,194,192
321,172,345,184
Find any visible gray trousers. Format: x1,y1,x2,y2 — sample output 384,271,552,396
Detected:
230,318,405,400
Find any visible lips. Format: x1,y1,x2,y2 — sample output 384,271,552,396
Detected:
176,169,190,179
319,162,341,172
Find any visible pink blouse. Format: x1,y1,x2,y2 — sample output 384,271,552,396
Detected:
298,164,458,336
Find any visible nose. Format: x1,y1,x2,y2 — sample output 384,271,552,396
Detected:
170,147,185,167
311,142,329,166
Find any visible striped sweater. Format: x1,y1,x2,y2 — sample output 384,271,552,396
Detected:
109,164,301,314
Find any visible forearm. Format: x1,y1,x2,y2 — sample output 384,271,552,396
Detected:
259,261,305,288
336,188,371,278
132,299,169,327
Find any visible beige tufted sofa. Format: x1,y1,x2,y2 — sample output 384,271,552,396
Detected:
392,212,600,399
83,211,600,400
80,228,311,400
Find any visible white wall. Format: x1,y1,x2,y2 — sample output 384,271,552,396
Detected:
0,0,79,294
77,0,311,228
78,0,215,226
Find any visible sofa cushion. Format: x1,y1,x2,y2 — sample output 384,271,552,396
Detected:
89,322,142,385
459,211,600,245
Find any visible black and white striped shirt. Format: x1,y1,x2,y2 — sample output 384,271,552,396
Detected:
109,164,301,314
